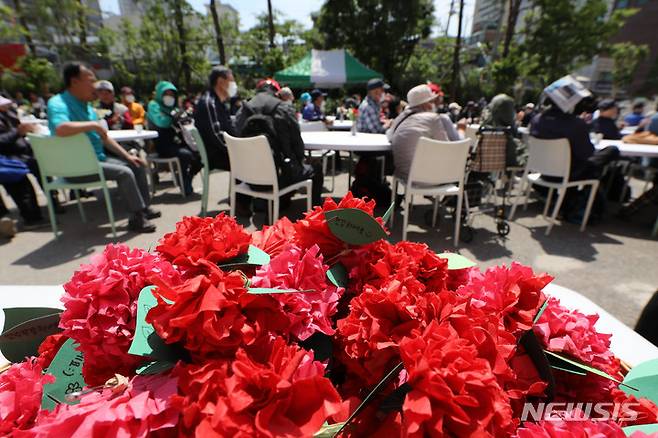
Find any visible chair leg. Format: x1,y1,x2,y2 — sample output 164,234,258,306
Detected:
330,152,336,192
73,189,86,223
44,187,58,238
542,187,554,218
389,178,397,228
150,163,157,196
454,192,463,246
273,198,279,225
652,214,658,238
201,170,209,217
546,188,566,236
268,200,273,224
175,160,185,198
102,186,117,238
229,182,236,217
431,197,439,228
580,183,598,232
509,178,527,220
402,194,410,241
523,180,532,210
306,182,312,212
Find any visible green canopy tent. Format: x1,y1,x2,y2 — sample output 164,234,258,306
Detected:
274,49,382,89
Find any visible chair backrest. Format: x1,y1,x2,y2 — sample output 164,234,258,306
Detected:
299,121,327,132
223,132,279,188
408,137,471,186
526,136,571,179
183,125,209,171
465,124,479,145
27,133,101,179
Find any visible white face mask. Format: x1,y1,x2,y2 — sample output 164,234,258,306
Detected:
125,94,135,103
227,81,238,98
162,95,176,107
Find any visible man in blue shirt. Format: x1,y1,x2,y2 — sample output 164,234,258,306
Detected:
624,100,646,127
48,62,159,232
302,89,326,121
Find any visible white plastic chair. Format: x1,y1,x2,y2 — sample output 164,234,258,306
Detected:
390,137,471,246
147,155,185,198
509,137,599,235
300,121,336,191
465,124,479,145
224,132,312,224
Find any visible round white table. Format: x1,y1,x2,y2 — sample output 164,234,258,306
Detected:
302,131,391,152
108,129,159,142
596,139,658,158
327,120,353,131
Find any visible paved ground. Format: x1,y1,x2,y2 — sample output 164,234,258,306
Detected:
1,163,657,328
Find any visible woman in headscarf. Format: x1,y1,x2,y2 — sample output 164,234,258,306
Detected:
147,81,201,196
481,93,525,167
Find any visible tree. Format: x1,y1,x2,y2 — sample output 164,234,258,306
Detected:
450,0,465,99
315,0,434,88
170,0,192,91
10,0,36,55
267,0,276,48
0,55,59,95
502,0,522,59
610,42,649,97
209,0,227,65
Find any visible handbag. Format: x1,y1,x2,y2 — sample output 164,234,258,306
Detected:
0,155,30,184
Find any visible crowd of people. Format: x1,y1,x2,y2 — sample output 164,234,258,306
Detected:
1,63,657,239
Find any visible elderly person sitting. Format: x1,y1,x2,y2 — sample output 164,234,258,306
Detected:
387,84,460,181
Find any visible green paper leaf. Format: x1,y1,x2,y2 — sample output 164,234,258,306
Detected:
136,360,175,375
550,365,587,375
533,299,550,324
247,287,315,295
0,312,62,363
127,286,179,362
2,307,61,332
545,350,634,389
621,358,658,404
218,245,271,268
41,338,86,411
325,208,387,245
623,424,658,436
382,202,395,225
437,252,477,270
326,263,348,288
313,422,346,438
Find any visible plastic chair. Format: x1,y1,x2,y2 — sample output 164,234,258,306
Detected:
224,132,312,224
390,137,471,246
465,124,479,145
27,133,117,238
301,121,336,191
509,137,599,235
147,155,185,198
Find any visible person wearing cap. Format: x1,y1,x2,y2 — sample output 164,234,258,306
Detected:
518,103,537,127
447,102,462,123
591,99,622,140
120,87,145,126
278,87,294,104
357,78,391,134
624,100,646,127
302,89,327,121
48,62,159,233
299,92,311,110
95,80,132,130
193,65,238,172
387,84,459,181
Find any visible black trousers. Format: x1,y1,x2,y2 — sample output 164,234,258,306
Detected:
1,175,42,221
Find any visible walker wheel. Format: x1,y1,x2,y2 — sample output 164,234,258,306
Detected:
460,226,474,243
497,221,511,236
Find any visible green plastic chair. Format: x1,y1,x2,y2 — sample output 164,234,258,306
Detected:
27,133,117,238
183,125,227,217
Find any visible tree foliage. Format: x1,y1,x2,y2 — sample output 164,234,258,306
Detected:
0,55,59,95
610,42,649,97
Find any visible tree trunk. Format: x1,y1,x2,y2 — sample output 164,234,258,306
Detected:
12,0,36,55
445,0,455,37
77,0,88,53
173,0,191,91
267,0,275,48
489,0,506,61
209,0,227,65
450,0,465,100
502,0,522,59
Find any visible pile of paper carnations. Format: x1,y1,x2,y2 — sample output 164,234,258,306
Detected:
2,193,658,437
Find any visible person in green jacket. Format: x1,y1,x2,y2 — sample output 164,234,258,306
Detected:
147,81,201,195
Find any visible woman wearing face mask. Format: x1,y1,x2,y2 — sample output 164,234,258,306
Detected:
147,81,202,196
120,86,146,126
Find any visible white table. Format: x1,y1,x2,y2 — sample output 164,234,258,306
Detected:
596,139,658,158
327,120,353,131
19,117,48,126
302,131,390,152
1,283,655,368
108,129,158,142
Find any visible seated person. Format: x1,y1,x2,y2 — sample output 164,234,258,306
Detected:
193,65,237,171
647,102,658,135
387,84,456,181
95,80,132,130
235,79,323,209
48,62,159,232
357,79,391,133
591,99,622,140
518,103,537,127
481,93,525,167
278,87,295,105
147,81,201,196
0,162,45,230
624,100,645,127
120,86,145,126
302,89,327,121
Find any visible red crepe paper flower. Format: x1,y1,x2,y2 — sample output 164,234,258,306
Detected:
457,262,552,338
251,217,296,258
610,388,658,427
514,418,628,438
251,244,344,341
172,338,342,437
36,333,66,370
294,192,383,262
60,244,181,385
21,374,179,438
399,320,515,438
0,358,54,434
157,214,251,274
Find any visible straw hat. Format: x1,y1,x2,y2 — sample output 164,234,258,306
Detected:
407,84,438,108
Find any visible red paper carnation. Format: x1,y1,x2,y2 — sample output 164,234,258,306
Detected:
0,358,54,434
251,217,296,257
400,320,515,438
514,418,628,437
60,244,181,385
610,388,658,427
35,333,66,369
21,374,179,438
157,213,251,274
251,244,344,341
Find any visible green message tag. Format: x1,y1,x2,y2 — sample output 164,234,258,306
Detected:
0,309,62,363
533,299,550,324
623,424,658,436
621,358,658,404
437,252,477,270
325,208,387,245
381,203,395,225
41,338,86,411
218,245,271,268
545,350,634,389
326,263,348,288
127,286,178,362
